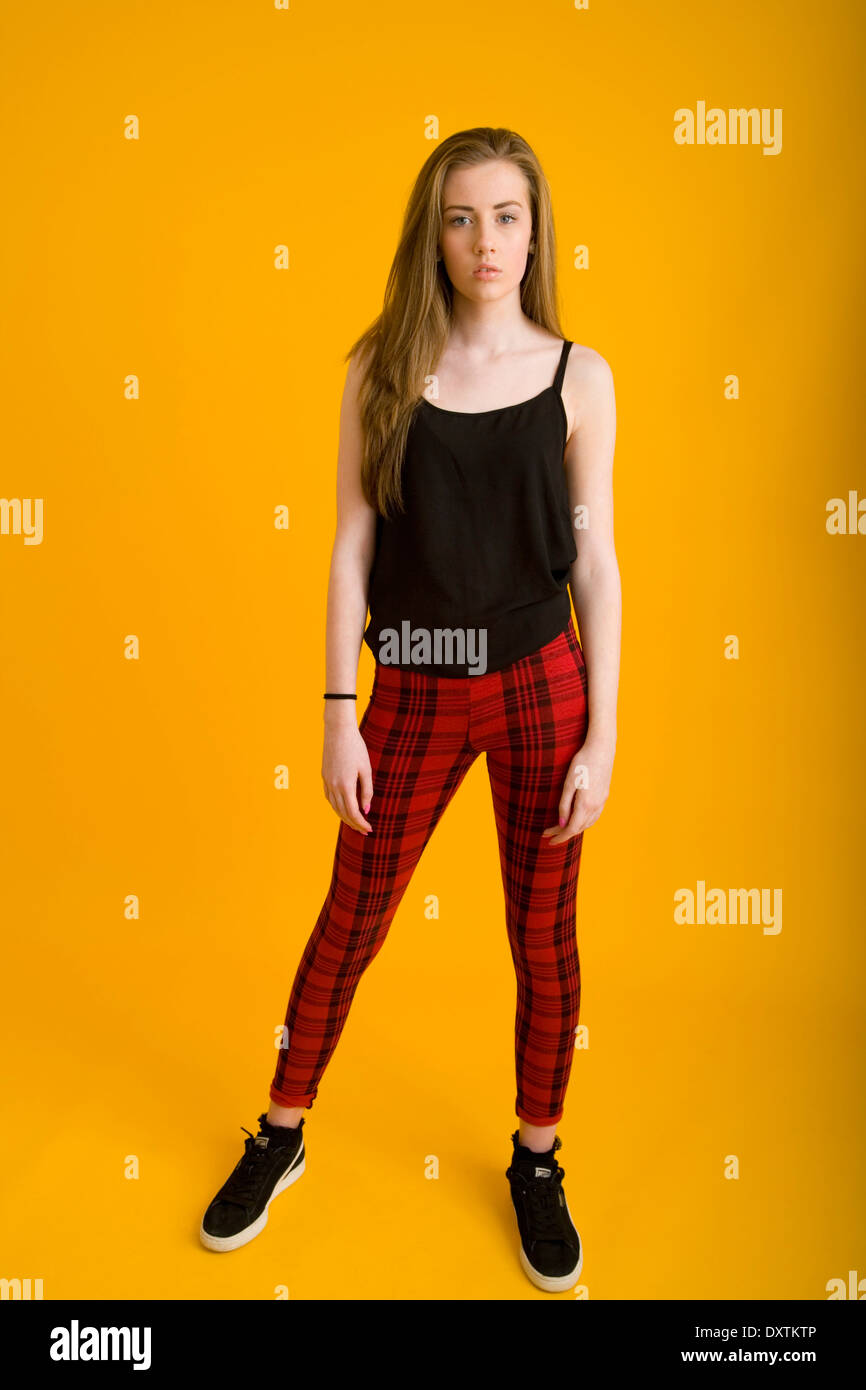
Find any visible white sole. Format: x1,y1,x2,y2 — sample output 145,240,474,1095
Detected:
199,1151,306,1253
517,1187,584,1293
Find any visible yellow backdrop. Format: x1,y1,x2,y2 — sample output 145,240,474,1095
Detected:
1,0,864,1301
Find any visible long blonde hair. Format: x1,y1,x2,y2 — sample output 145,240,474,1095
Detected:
347,126,565,519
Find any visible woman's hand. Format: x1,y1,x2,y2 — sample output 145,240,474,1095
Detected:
322,707,374,834
542,732,615,846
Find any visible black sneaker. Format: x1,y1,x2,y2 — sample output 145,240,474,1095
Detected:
200,1113,306,1252
505,1131,583,1292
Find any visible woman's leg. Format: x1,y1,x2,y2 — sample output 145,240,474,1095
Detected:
480,622,589,1138
269,665,478,1115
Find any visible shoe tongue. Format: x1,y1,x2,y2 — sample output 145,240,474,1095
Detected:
516,1145,556,1177
255,1114,282,1146
255,1119,296,1147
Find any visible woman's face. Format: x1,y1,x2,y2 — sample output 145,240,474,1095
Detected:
438,159,534,300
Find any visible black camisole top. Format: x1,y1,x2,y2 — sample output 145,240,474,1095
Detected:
362,338,578,677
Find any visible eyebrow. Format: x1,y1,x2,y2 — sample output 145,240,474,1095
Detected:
442,200,523,212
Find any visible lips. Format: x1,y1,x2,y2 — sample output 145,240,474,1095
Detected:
473,265,501,276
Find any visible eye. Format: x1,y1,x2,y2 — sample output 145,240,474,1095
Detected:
447,213,519,227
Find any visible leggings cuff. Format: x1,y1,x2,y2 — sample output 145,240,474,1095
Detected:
516,1108,563,1126
269,1084,314,1110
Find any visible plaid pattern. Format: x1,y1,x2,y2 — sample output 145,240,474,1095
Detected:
269,617,589,1126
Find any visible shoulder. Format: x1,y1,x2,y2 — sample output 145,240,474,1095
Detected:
562,342,615,440
565,341,613,387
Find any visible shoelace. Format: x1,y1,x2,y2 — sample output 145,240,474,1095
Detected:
218,1127,288,1209
507,1138,579,1249
513,1167,569,1237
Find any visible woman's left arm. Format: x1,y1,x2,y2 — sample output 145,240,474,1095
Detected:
544,349,621,846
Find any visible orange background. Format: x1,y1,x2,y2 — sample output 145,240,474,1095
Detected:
1,0,864,1300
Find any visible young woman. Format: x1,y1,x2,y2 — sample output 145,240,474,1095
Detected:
200,126,620,1294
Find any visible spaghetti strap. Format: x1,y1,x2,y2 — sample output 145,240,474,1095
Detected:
552,339,573,394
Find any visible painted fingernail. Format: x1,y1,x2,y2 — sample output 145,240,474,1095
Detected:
559,817,566,826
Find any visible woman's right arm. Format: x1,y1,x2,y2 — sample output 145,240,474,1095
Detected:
320,350,378,836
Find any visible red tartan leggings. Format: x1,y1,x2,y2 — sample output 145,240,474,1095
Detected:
269,617,588,1126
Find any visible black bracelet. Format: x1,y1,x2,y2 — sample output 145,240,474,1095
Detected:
323,693,357,699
